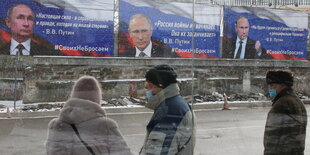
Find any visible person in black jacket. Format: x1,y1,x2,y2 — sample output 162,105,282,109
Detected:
222,16,271,59
119,14,178,58
0,4,63,56
264,70,307,155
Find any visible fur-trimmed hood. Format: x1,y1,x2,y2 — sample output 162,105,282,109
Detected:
59,98,106,124
46,98,133,155
70,76,102,104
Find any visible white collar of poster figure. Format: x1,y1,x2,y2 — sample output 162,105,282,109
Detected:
135,42,152,57
10,38,31,55
234,37,247,59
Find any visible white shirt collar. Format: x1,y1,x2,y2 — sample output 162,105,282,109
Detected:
236,37,247,44
10,38,31,55
135,42,152,57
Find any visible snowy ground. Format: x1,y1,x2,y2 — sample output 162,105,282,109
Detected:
1,90,309,113
0,99,267,114
0,100,145,114
0,92,309,114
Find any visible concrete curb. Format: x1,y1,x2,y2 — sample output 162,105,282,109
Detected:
0,100,273,118
0,100,308,136
1,100,309,118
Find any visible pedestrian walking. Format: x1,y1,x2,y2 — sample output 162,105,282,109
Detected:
264,70,307,155
140,64,195,155
46,76,132,155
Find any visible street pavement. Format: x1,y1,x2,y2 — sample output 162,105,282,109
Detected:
0,105,309,155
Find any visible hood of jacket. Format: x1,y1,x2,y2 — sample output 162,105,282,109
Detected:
145,83,180,110
59,98,106,124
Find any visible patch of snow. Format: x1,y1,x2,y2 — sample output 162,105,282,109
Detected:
50,80,73,84
103,79,145,82
207,77,239,80
103,105,143,109
102,78,197,83
0,78,23,81
177,78,197,82
253,76,265,79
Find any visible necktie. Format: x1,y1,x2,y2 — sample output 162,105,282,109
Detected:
235,40,243,59
16,44,25,56
138,51,147,57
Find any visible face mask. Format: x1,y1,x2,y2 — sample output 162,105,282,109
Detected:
145,90,153,99
268,89,277,99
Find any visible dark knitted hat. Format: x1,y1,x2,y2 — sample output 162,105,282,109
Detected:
266,70,294,87
71,76,102,104
145,65,177,88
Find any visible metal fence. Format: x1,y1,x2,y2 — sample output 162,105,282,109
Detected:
209,0,310,6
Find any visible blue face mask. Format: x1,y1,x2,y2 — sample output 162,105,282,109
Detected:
268,89,277,99
146,90,153,99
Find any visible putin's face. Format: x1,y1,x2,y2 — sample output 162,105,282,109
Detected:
6,4,34,42
235,17,249,40
128,16,153,51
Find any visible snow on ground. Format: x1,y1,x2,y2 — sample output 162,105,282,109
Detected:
0,100,60,113
0,91,308,114
0,100,145,113
0,99,269,114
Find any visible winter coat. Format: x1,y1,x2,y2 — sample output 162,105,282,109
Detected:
264,88,307,155
46,98,132,155
140,83,195,155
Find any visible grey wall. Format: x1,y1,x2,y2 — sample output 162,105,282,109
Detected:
0,55,309,103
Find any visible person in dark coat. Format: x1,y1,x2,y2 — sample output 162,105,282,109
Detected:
46,76,132,155
222,16,271,59
120,40,178,58
0,40,63,56
140,65,195,155
264,70,307,155
0,4,63,56
119,14,178,58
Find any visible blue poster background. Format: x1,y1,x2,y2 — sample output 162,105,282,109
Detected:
119,0,221,58
224,7,308,59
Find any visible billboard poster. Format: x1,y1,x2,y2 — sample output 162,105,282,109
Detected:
223,6,308,60
119,0,221,58
0,0,114,56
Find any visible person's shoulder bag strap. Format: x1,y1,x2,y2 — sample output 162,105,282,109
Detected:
70,124,95,155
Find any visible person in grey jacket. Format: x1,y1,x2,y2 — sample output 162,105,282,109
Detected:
140,65,195,155
46,76,132,155
264,70,307,155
